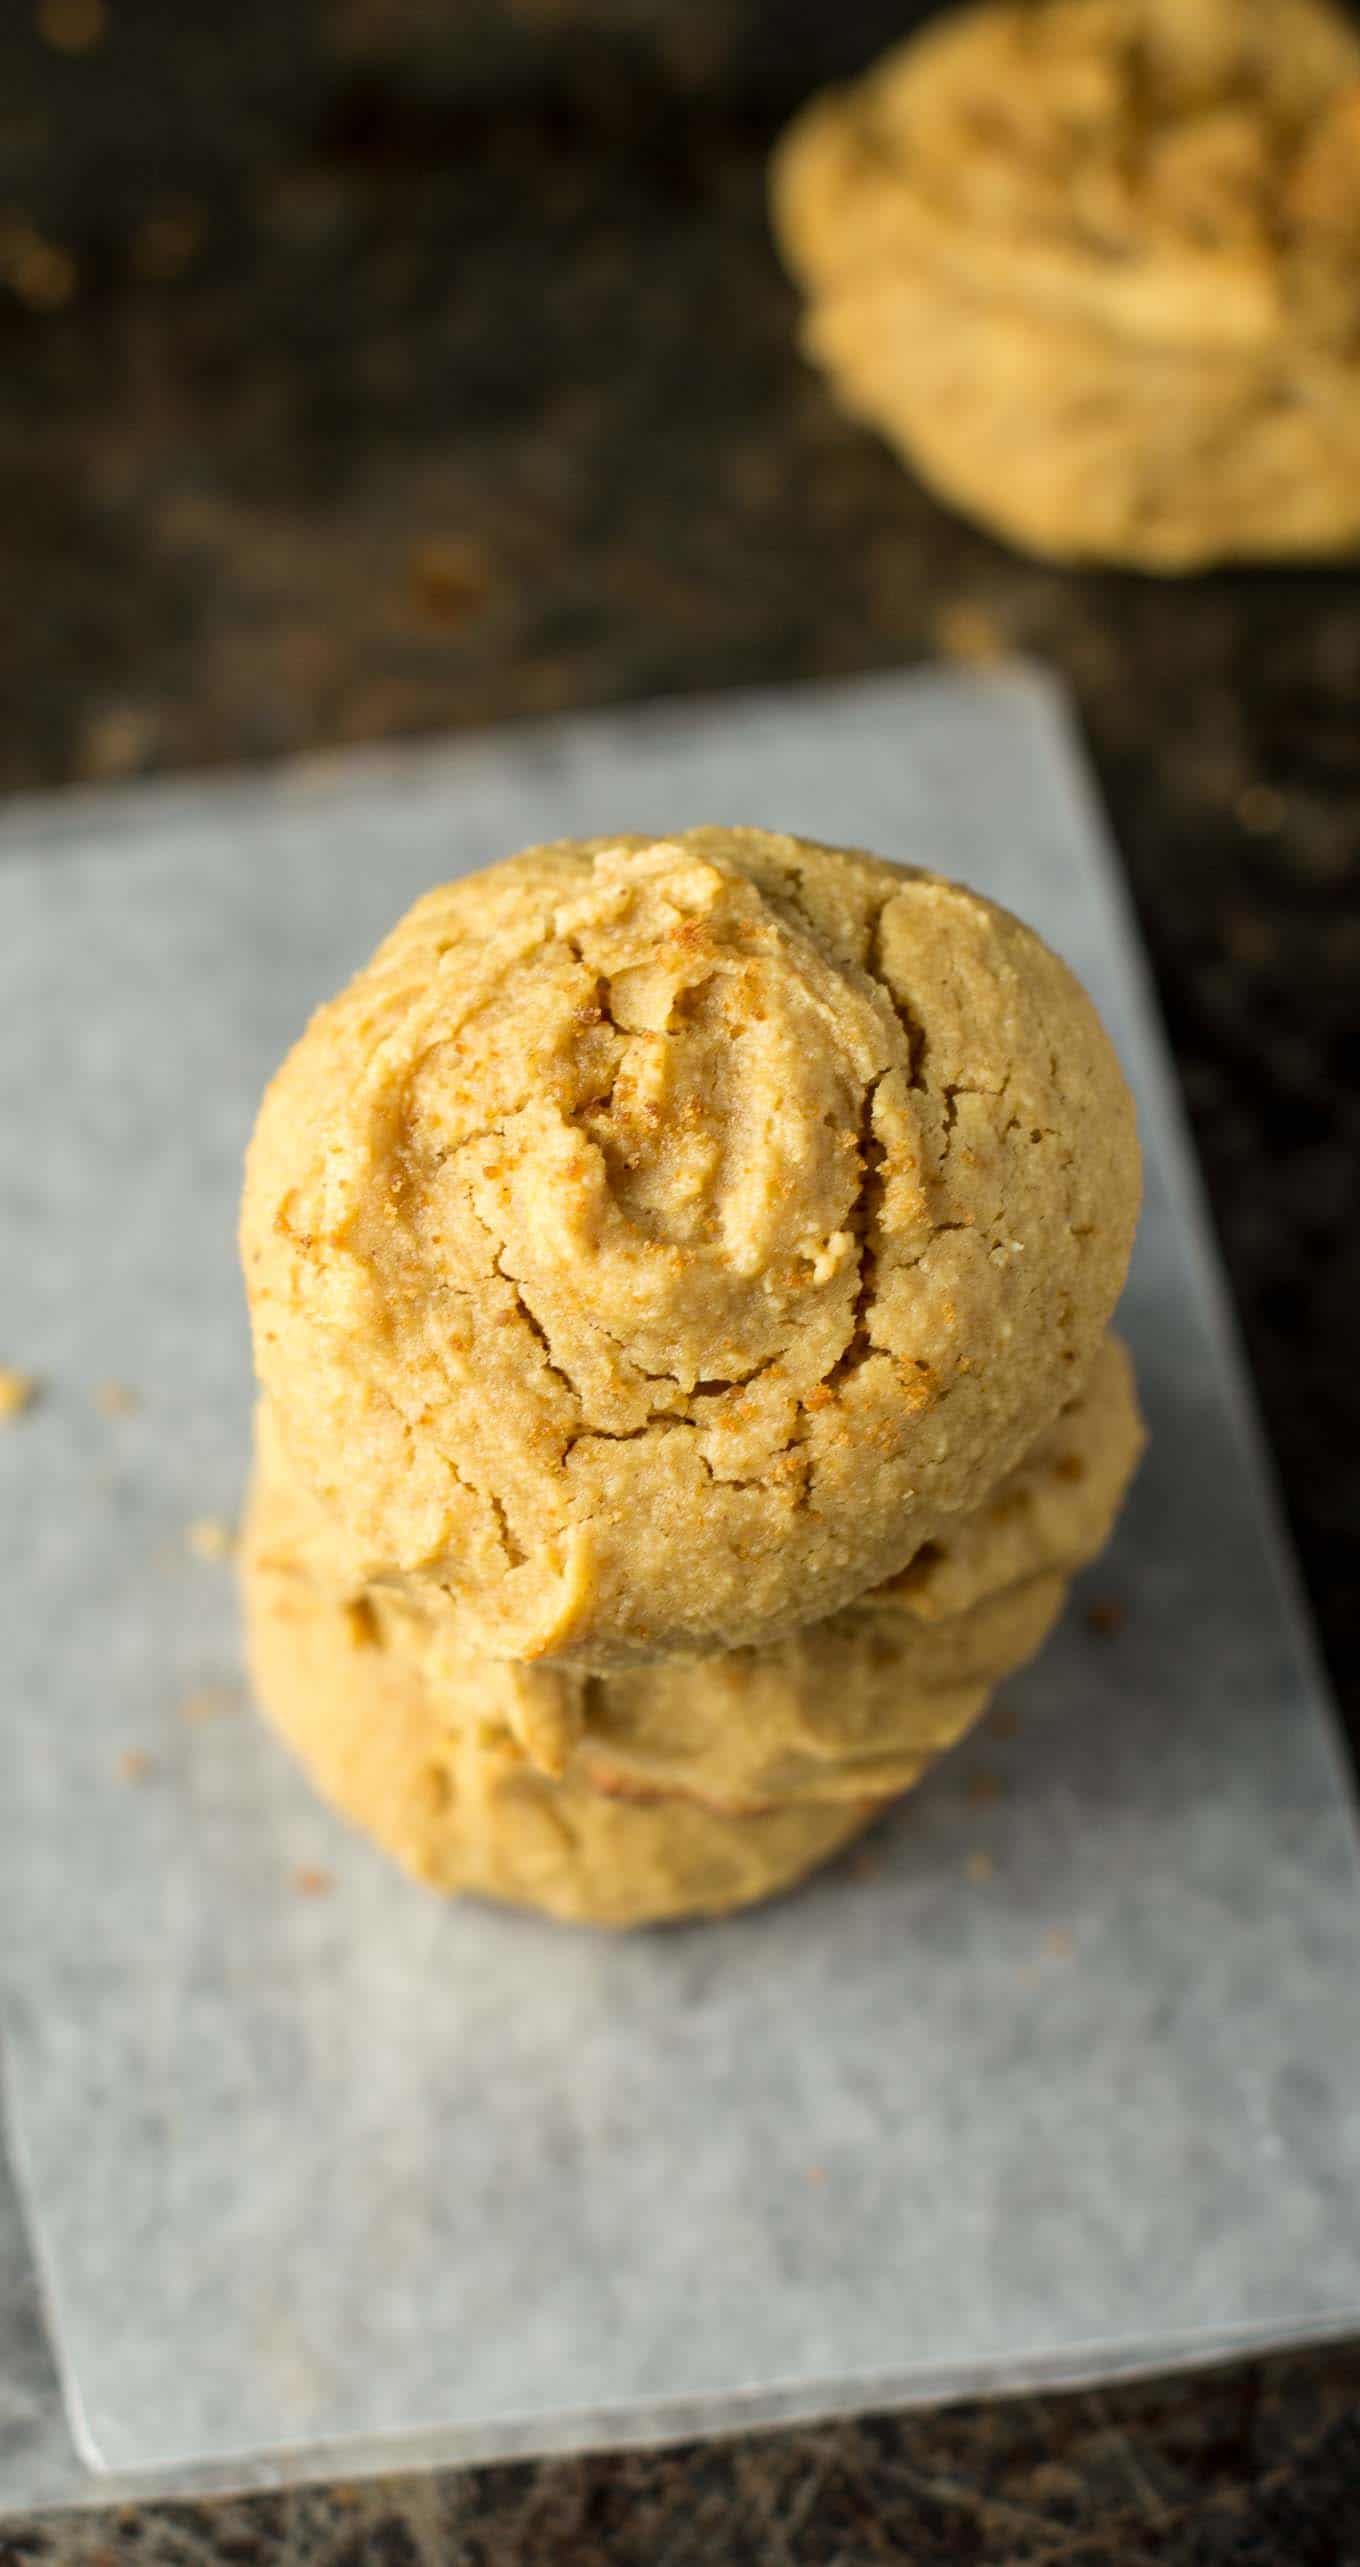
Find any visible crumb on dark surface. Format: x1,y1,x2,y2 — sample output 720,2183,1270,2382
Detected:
35,0,108,56
1086,1599,1128,1641
934,601,1008,668
1236,782,1287,837
78,704,159,780
0,215,76,310
408,535,494,627
131,202,203,284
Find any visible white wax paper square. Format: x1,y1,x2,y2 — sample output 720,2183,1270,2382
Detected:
0,670,1357,2506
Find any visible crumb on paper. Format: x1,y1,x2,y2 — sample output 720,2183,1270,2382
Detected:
1086,1597,1127,1640
934,602,1007,669
1237,783,1286,837
965,1768,1004,1807
36,0,108,55
95,1378,139,1417
186,1515,234,1562
966,1849,995,1884
805,2164,826,2185
117,1749,154,1784
295,1865,333,1898
1044,1928,1073,1963
0,1367,38,1422
179,1683,239,1725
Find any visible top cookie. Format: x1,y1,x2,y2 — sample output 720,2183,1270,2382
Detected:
772,0,1360,568
241,828,1139,1666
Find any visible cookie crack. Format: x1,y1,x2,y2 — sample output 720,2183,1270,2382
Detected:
492,1256,582,1413
466,1152,798,1441
485,1485,526,1569
457,1189,586,1423
941,1074,1009,1168
561,933,629,1042
563,1417,719,1485
822,1071,889,1392
868,899,928,1091
565,1416,687,1450
407,889,1025,1506
575,1309,783,1403
360,1373,526,1575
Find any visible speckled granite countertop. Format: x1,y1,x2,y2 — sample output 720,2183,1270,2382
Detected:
1,3,1357,2556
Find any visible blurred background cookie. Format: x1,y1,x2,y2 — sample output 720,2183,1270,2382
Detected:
772,0,1360,569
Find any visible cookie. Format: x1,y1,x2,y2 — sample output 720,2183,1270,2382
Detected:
568,1575,1066,1816
772,0,1360,569
592,1327,1142,1813
242,1522,886,1927
874,1332,1142,1624
247,1328,1141,1822
242,1327,1141,1916
242,830,1139,1668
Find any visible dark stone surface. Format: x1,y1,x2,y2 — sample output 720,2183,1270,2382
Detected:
4,2353,1360,2565
1,2,1357,2554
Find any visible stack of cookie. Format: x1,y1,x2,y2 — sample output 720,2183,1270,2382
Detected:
241,829,1142,1924
772,0,1360,571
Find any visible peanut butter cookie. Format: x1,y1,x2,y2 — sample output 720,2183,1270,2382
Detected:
772,0,1360,569
242,1333,1141,1919
242,831,1139,1669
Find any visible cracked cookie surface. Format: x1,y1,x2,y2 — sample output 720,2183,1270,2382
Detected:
248,1332,1143,1820
241,828,1139,1667
242,1497,885,1928
242,1333,1142,1918
772,0,1360,569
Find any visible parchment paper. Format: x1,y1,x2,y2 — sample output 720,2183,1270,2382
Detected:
1,670,1357,2508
